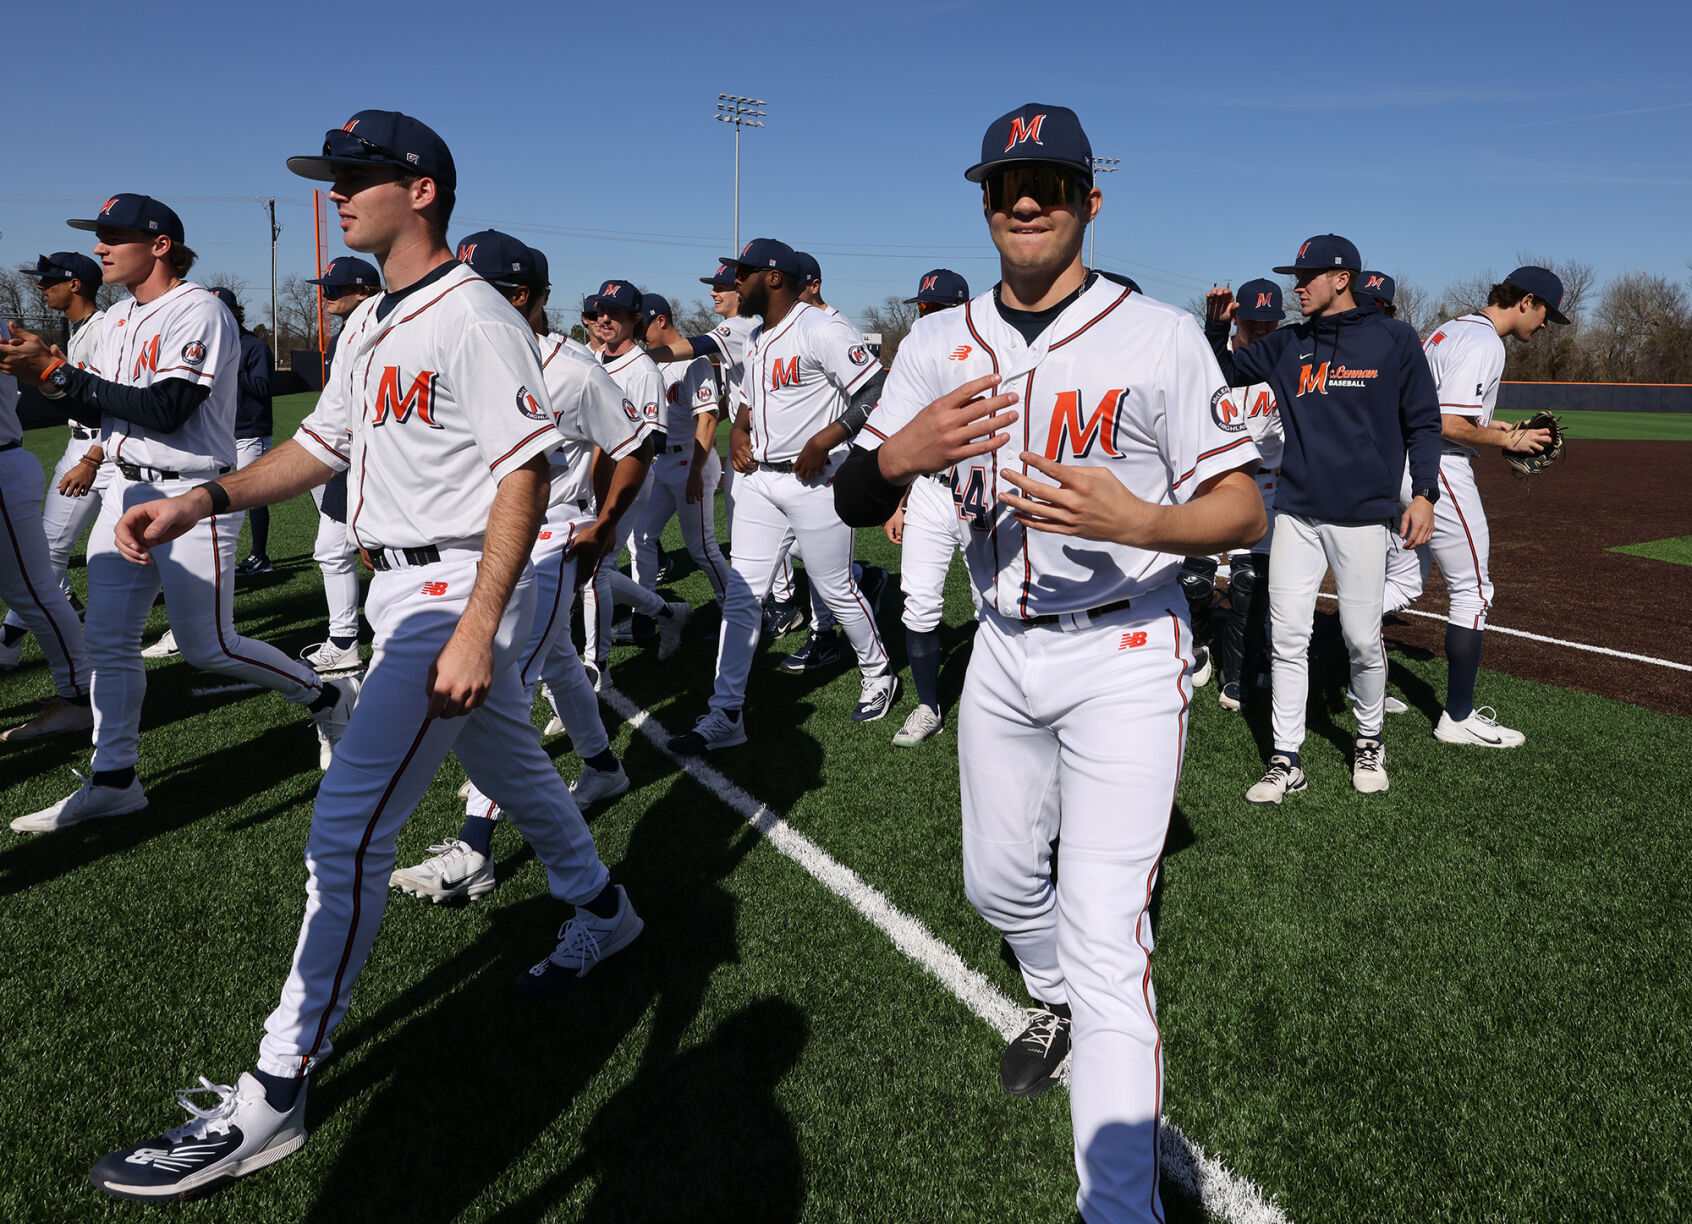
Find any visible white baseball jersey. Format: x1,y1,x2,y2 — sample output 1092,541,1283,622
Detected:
295,261,564,551
95,283,238,472
598,346,664,434
0,372,19,446
67,309,108,373
1423,314,1505,457
860,277,1259,618
699,314,758,386
564,335,595,360
659,355,719,438
1231,371,1282,470
737,301,881,463
537,331,650,510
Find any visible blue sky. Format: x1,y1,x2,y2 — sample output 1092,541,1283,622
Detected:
4,0,1687,329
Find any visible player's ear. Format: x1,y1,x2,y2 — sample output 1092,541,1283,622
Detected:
1085,184,1103,225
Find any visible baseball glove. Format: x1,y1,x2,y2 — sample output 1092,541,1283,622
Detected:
1503,411,1566,478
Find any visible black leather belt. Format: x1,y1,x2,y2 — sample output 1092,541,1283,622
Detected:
71,426,97,441
759,459,796,474
117,461,231,481
1024,596,1134,627
360,544,441,571
0,441,19,454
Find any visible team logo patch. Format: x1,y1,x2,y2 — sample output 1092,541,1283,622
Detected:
515,386,548,421
948,345,973,361
715,325,732,338
1209,387,1244,432
421,581,448,596
848,345,872,366
621,398,640,424
181,340,207,365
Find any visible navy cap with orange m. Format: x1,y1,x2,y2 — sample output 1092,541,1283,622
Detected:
66,194,184,245
1272,234,1362,275
905,268,970,306
1502,266,1570,325
1234,278,1285,321
286,110,457,190
454,229,544,288
965,103,1093,183
1354,271,1396,307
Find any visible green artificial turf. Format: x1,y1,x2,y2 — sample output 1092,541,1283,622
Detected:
2,393,1688,1223
1542,409,1692,442
1611,535,1692,568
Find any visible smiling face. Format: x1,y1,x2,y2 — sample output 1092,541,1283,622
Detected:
594,304,639,349
709,286,739,317
983,164,1099,285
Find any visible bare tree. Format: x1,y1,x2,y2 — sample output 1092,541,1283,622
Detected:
672,297,719,337
198,271,251,306
859,296,918,364
1389,274,1434,336
1588,269,1692,382
275,273,323,358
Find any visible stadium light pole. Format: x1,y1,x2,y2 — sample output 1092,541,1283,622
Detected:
715,94,766,255
1088,157,1120,269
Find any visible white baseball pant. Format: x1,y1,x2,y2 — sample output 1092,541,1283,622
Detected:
84,471,323,771
582,480,667,665
2,432,105,635
1400,457,1492,628
1268,513,1390,750
707,460,888,713
631,446,730,603
0,445,90,697
900,473,967,634
310,485,361,644
959,593,1190,1224
258,555,610,1077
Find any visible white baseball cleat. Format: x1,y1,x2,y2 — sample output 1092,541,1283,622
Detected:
309,675,362,770
1352,737,1389,793
140,630,179,659
1190,645,1213,688
667,708,748,755
570,763,630,809
891,704,944,747
852,674,900,723
656,601,691,662
299,639,362,674
1,695,95,742
543,714,567,737
515,884,643,1000
11,770,149,832
1348,689,1408,715
390,839,496,902
0,635,22,669
1434,706,1525,748
1245,755,1308,806
89,1073,307,1201
456,778,474,801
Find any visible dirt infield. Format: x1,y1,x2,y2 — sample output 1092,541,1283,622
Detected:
1372,440,1692,718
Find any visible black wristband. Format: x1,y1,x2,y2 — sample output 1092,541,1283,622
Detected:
197,479,232,515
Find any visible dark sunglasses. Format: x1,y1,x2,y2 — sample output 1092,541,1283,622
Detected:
982,166,1088,211
320,284,346,300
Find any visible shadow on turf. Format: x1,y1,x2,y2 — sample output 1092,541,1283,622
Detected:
301,759,807,1223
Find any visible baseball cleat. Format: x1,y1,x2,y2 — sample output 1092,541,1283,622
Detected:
299,639,362,675
1190,644,1213,688
390,839,496,902
656,601,691,662
857,565,890,619
570,763,630,809
1,695,95,742
1245,755,1308,806
543,714,567,737
762,595,808,639
1000,1005,1072,1097
234,553,274,577
667,708,747,755
0,635,22,670
141,629,179,659
1434,706,1525,748
1218,681,1244,712
309,675,361,770
1352,737,1389,793
11,770,149,833
610,617,637,646
89,1073,307,1201
1348,689,1408,715
456,778,474,801
584,659,611,693
892,703,944,747
515,884,643,1001
780,629,844,673
852,674,900,723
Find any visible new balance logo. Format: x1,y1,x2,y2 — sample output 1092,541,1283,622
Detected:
948,345,972,361
421,581,448,596
1118,632,1148,651
124,1145,220,1171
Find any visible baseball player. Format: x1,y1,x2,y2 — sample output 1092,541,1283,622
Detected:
88,111,642,1199
0,367,94,742
1205,234,1441,804
0,253,106,669
665,238,895,754
209,288,278,577
833,103,1265,1224
881,267,971,747
1402,267,1565,748
1355,271,1398,318
391,233,651,901
2,194,356,833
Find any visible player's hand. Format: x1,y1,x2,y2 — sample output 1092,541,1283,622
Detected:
427,631,494,719
684,468,705,505
0,322,55,381
565,519,613,581
999,451,1158,546
113,494,209,565
729,426,755,474
1401,496,1435,549
1206,286,1238,324
1504,426,1552,454
877,374,1019,483
884,505,905,544
58,458,98,497
794,433,832,482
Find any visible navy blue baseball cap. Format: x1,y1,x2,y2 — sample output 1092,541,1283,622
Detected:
29,251,102,289
700,263,737,288
1273,234,1362,275
594,279,642,314
1234,278,1285,321
66,194,184,244
1354,271,1395,307
287,110,457,191
720,238,804,279
581,294,600,316
307,256,382,290
455,230,544,287
1503,266,1570,324
640,293,672,323
965,103,1092,183
528,246,550,288
795,251,822,287
905,268,971,305
209,287,239,313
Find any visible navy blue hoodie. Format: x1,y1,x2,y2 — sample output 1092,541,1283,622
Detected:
1207,306,1441,524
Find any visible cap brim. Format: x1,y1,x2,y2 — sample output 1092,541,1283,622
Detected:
1545,306,1571,325
1235,309,1283,321
1269,265,1303,275
65,219,104,232
286,154,395,182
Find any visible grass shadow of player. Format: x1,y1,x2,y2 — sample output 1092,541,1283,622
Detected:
302,772,775,1224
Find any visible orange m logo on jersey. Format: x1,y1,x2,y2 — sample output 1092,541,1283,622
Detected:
770,356,800,389
1297,362,1330,396
131,335,161,380
1004,114,1045,151
372,367,442,428
1045,388,1126,460
666,382,680,403
1247,389,1276,418
1255,292,1274,309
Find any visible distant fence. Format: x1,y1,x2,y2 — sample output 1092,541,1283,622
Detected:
1498,382,1692,413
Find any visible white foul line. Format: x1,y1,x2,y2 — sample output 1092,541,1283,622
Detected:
1318,594,1692,674
600,688,1290,1224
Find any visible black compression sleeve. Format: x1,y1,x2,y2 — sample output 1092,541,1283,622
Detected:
835,369,888,438
62,367,211,433
833,445,908,527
